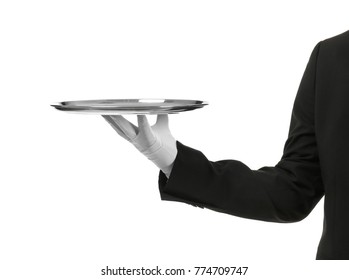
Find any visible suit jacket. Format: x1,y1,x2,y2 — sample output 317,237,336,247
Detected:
158,30,349,260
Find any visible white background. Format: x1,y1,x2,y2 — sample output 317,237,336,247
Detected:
1,0,349,279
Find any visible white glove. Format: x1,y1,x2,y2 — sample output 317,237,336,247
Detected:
102,114,177,178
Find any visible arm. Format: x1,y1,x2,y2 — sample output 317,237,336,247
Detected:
158,42,325,223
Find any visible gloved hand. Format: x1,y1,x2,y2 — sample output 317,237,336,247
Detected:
102,114,177,178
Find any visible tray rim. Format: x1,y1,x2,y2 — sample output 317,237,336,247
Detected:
51,98,208,115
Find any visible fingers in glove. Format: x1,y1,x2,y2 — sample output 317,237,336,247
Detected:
137,115,153,138
110,115,138,140
102,115,130,141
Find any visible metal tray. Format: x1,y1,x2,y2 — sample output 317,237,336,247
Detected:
51,99,208,114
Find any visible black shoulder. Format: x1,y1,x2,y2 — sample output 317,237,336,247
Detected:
321,30,349,49
318,30,349,60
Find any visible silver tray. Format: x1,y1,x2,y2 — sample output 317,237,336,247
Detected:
51,99,208,114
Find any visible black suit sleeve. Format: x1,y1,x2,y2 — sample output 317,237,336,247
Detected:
158,42,325,223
